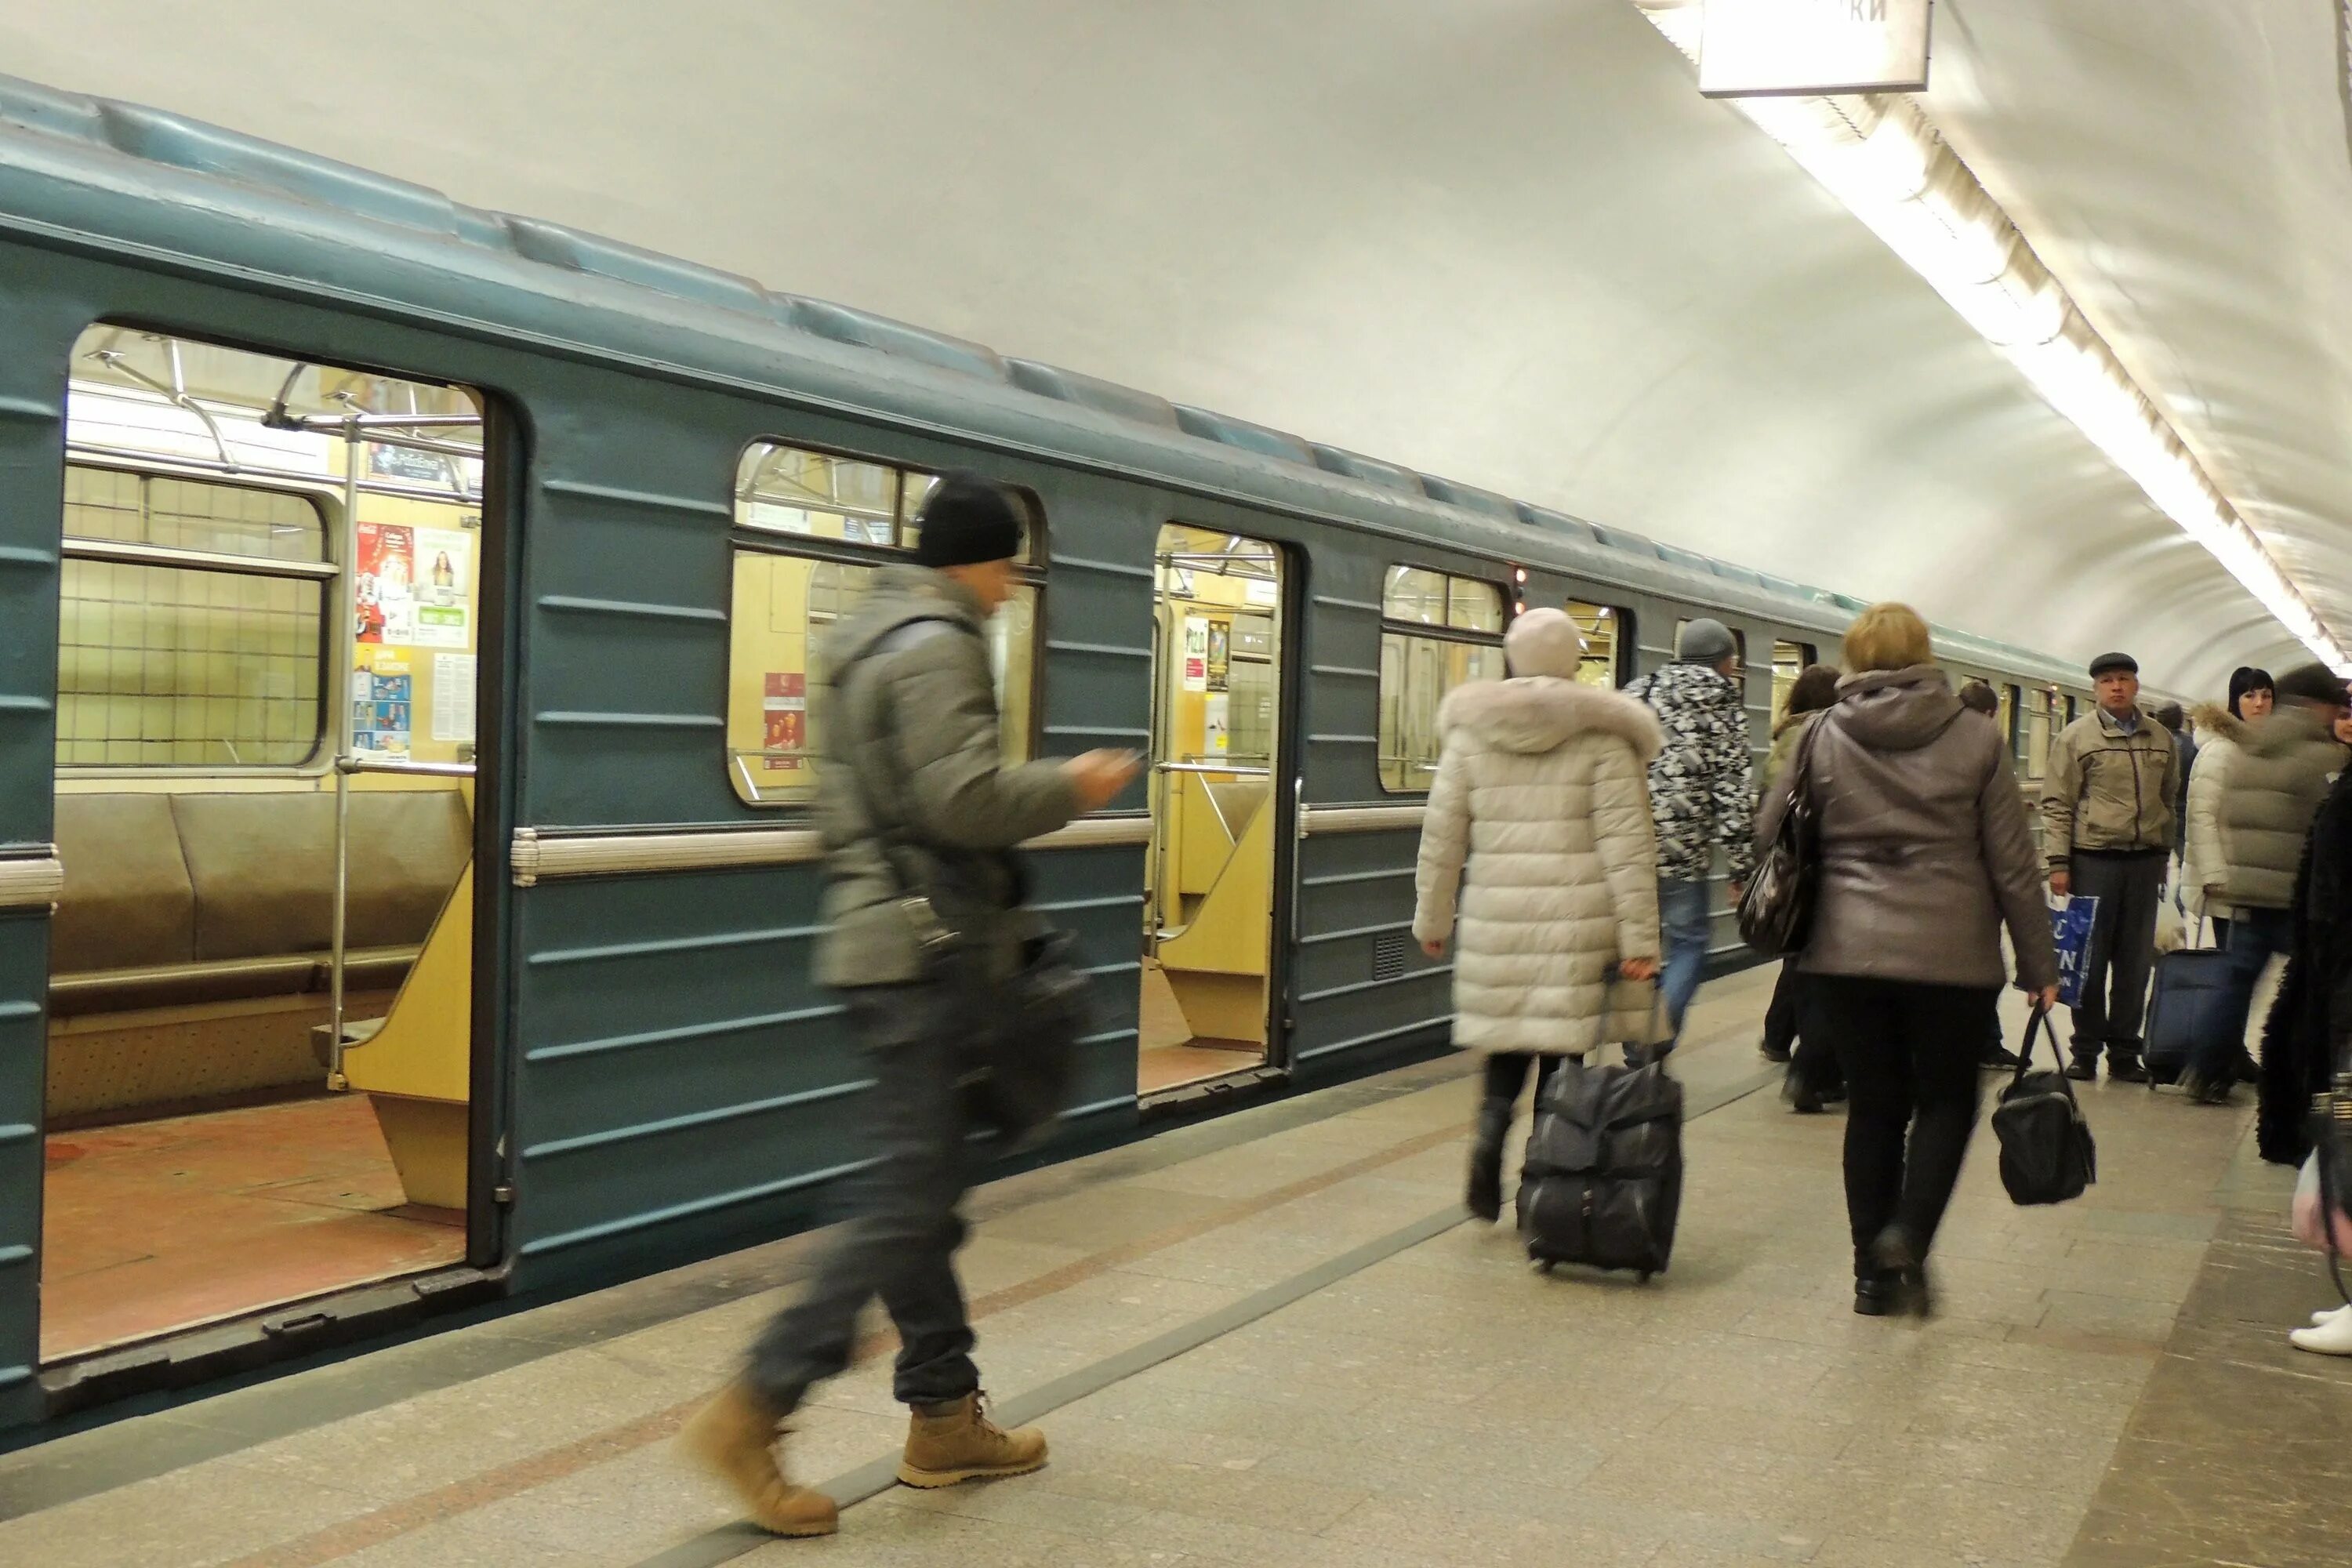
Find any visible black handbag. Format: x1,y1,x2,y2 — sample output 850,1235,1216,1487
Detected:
1738,714,1824,956
1991,1007,2097,1206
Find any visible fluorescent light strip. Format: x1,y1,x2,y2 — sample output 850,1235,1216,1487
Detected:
1634,0,2349,673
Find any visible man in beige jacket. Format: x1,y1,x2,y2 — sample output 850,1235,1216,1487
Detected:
2043,652,2177,1082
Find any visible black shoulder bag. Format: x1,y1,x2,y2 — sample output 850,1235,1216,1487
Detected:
837,619,1092,1150
1991,1007,2097,1205
1737,714,1825,956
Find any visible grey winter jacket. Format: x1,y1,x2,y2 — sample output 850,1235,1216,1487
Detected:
1758,666,2056,992
2193,704,2347,914
815,566,1079,988
1624,661,1757,884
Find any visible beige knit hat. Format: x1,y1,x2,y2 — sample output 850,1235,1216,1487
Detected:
1503,608,1588,680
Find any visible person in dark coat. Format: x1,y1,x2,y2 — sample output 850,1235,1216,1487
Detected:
2257,755,2352,1166
1757,663,1845,1112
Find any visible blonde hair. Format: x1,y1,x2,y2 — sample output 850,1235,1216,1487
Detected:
1843,602,1933,674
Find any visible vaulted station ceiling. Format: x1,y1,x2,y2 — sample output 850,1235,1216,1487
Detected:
2,0,2344,696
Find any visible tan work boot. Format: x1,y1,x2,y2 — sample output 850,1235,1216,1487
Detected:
679,1384,839,1537
897,1392,1047,1487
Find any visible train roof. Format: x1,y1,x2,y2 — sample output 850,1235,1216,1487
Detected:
0,71,2092,690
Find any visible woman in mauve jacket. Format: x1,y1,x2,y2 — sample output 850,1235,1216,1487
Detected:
1756,604,2059,1317
1412,609,1668,1223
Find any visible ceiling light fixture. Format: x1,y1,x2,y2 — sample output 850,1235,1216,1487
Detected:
1632,0,2348,673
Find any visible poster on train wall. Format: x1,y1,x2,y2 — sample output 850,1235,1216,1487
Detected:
351,650,412,757
1182,616,1209,692
409,527,472,649
354,522,415,644
762,673,806,771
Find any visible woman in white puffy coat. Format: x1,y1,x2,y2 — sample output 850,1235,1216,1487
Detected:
1412,608,1668,1221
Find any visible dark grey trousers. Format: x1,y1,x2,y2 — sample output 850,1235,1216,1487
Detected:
745,981,980,1414
2067,851,2167,1062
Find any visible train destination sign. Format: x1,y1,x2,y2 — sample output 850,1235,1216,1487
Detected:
1698,0,1933,98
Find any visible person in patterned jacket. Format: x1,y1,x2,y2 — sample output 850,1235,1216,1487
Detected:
1624,619,1758,1049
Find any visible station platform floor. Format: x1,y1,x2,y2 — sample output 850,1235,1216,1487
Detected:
5,963,2350,1567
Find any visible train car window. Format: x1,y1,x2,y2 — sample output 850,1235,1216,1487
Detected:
1378,567,1504,793
1565,601,1627,689
728,441,1039,808
1998,684,2020,755
2024,685,2058,780
1769,640,1815,717
57,331,486,771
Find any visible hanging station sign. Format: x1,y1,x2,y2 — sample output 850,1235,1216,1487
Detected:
1698,0,1933,98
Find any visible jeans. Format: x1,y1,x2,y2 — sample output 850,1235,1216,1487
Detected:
746,982,981,1414
1657,877,1711,1046
1806,975,1994,1263
2066,852,2166,1063
2189,905,2292,1083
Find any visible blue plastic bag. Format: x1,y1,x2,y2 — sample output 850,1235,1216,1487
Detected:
2053,895,2100,1008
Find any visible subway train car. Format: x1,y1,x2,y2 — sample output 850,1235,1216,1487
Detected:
0,75,2100,1433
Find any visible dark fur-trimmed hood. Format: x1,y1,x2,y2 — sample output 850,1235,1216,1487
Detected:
1438,677,1664,759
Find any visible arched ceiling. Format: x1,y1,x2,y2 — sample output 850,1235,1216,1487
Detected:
2,0,2343,697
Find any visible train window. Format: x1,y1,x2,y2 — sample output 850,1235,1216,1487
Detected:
728,443,1039,807
1378,567,1504,793
1770,640,1815,717
1565,601,1627,688
1998,684,2020,754
2024,685,2058,780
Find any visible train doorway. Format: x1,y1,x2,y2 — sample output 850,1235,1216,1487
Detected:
38,329,493,1363
1140,524,1288,1098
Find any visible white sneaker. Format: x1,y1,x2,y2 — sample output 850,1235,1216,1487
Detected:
2288,1311,2352,1356
2311,1303,2352,1328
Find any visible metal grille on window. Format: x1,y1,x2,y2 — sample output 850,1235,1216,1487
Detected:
1372,930,1410,982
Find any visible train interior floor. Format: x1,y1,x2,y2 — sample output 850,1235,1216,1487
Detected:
6,963,2350,1567
38,1094,464,1363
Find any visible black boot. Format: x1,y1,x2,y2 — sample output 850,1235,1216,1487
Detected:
1465,1097,1512,1223
1868,1225,1935,1319
2063,1051,2098,1082
1782,1065,1823,1115
1853,1245,1896,1316
2106,1050,2150,1084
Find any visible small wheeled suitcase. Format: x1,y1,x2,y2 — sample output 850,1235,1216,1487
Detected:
2143,920,2235,1087
1516,1054,1684,1280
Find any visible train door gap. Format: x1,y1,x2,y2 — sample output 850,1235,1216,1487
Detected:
1139,524,1287,1101
38,328,494,1367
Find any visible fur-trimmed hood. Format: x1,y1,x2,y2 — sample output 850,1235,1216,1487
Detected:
1438,677,1664,760
2192,702,2247,746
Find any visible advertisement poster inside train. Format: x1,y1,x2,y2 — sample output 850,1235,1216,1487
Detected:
763,673,806,771
351,651,412,757
1182,616,1209,692
410,527,472,648
354,522,415,645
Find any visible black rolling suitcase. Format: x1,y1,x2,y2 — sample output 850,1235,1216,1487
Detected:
1516,1052,1684,1280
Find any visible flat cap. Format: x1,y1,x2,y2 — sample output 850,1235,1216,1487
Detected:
2088,652,2138,679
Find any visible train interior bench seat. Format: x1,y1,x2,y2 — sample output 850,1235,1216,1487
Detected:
45,789,473,1126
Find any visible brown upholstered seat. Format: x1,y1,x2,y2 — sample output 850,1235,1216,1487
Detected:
49,790,471,1011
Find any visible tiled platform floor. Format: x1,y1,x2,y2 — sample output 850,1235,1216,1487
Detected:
40,1094,464,1361
5,963,2347,1567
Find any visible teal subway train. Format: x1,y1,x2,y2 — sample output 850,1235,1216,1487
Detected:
0,73,2097,1433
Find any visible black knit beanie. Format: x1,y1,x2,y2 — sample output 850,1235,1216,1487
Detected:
2227,665,2274,720
913,474,1024,568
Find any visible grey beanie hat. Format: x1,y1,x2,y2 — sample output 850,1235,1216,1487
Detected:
1675,618,1738,665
